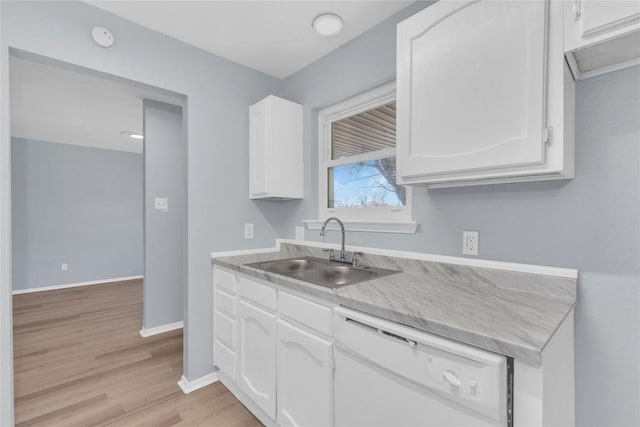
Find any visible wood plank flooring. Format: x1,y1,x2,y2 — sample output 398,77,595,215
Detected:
13,279,262,427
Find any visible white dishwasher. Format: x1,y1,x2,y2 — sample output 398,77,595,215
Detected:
333,307,513,427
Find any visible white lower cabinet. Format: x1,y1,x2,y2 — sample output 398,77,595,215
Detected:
276,319,333,427
237,299,277,419
213,267,238,380
213,269,575,426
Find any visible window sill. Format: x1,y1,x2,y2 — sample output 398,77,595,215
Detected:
302,219,418,234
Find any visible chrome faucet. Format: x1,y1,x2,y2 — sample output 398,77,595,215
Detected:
320,217,346,262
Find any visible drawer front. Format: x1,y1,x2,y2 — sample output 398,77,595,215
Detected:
214,267,236,293
238,275,277,311
214,311,236,350
214,339,236,380
215,289,236,317
279,291,331,337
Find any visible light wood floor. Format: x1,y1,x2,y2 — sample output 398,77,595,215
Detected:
13,279,262,427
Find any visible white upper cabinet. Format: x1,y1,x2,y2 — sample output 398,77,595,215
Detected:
564,0,640,79
397,0,574,188
249,95,303,200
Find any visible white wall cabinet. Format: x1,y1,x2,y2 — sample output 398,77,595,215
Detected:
564,0,640,79
237,298,277,419
276,319,333,427
249,95,303,200
397,0,574,188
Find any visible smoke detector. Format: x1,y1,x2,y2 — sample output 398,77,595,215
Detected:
92,26,114,48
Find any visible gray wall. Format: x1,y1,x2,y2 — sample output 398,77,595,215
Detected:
143,100,185,329
280,6,640,426
11,138,143,291
0,0,281,390
0,2,13,424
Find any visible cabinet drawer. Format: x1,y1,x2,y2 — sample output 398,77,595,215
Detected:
214,340,236,380
214,267,236,293
214,311,236,350
279,291,331,337
238,276,277,311
215,289,236,317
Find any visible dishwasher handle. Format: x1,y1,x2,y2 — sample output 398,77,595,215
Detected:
345,317,418,348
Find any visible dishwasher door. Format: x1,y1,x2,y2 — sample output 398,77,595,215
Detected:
333,307,510,427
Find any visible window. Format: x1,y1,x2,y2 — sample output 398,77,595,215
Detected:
309,82,416,233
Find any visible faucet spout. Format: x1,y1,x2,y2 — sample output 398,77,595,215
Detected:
320,216,346,262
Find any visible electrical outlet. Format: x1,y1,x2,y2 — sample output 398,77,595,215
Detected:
463,231,479,256
154,197,168,212
244,223,254,239
295,226,305,241
61,263,68,271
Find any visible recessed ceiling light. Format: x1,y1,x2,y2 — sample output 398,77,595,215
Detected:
121,131,144,140
312,13,343,37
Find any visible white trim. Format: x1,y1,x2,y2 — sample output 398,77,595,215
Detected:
139,321,183,337
274,239,578,279
211,246,279,260
177,372,219,394
303,219,418,234
317,81,413,225
12,275,143,295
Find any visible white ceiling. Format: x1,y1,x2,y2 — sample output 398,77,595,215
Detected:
88,1,414,79
10,56,182,153
11,2,413,153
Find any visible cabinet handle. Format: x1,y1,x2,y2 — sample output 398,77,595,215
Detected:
573,0,581,19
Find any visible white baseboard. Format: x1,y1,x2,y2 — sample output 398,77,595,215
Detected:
139,321,183,338
177,372,219,394
12,275,143,295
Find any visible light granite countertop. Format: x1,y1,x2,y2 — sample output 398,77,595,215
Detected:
213,243,577,366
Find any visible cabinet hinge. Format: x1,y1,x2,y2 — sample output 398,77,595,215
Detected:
543,127,553,145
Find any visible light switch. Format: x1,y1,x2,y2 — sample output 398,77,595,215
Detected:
61,263,68,271
154,197,168,212
244,223,254,239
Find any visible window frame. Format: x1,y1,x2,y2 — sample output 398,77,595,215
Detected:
312,82,416,233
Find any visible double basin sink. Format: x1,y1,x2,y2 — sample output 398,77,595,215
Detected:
246,256,399,289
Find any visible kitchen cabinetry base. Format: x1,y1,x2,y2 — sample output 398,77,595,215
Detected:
218,371,278,427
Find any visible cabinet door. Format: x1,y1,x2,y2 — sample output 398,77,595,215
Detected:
397,0,549,182
565,0,640,51
277,319,333,427
249,99,268,198
237,299,276,418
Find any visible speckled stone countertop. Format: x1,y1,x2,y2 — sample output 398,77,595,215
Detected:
213,243,577,366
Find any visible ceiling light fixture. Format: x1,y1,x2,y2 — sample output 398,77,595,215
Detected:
312,13,343,37
121,131,144,140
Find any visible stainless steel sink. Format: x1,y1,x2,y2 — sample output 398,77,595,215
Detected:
246,257,332,274
246,257,398,289
292,265,396,288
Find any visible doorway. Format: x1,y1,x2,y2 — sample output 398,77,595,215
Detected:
9,52,188,424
